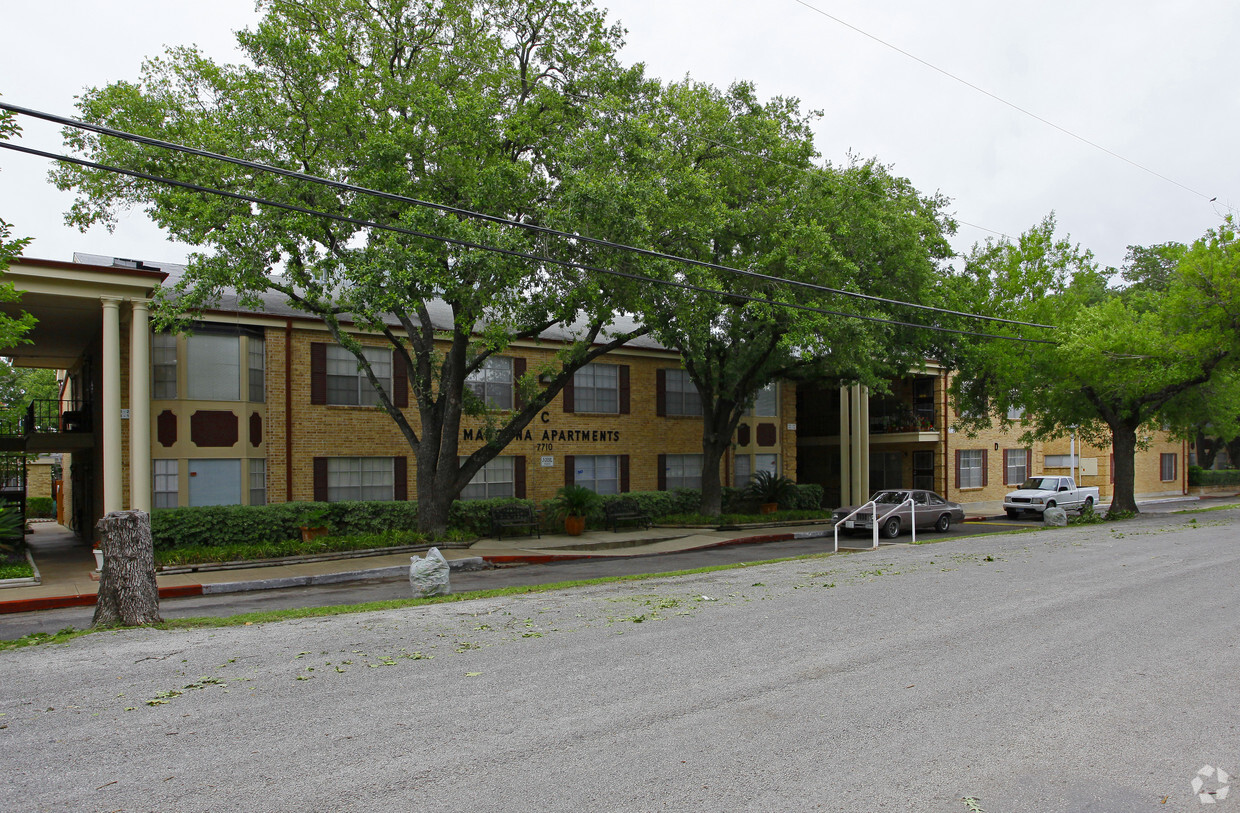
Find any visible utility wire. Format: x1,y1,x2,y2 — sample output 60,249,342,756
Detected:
1,101,1052,330
0,139,1054,345
792,0,1229,211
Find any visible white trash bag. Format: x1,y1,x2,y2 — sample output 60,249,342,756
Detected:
409,547,451,597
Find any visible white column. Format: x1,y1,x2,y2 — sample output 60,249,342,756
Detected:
849,385,864,501
859,385,871,496
129,299,152,512
101,297,123,514
838,387,851,506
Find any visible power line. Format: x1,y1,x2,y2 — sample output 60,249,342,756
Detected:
0,138,1054,345
0,101,1052,330
791,0,1230,212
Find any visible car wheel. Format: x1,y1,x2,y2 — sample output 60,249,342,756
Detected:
882,517,901,539
935,513,951,533
1005,509,1019,520
1046,500,1056,509
1082,496,1094,510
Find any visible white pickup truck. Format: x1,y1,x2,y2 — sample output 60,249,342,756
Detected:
1004,476,1100,518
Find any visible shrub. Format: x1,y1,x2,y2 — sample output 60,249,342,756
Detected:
26,497,54,518
790,484,825,510
449,498,538,536
741,471,799,508
1189,466,1240,487
601,489,700,521
151,501,421,550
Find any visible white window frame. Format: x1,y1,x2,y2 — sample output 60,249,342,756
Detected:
746,383,778,417
249,458,267,506
326,345,391,407
327,457,394,502
460,456,515,500
734,453,778,488
466,356,514,410
153,459,178,509
1044,454,1079,469
663,453,702,490
1004,449,1028,485
152,333,177,400
664,369,702,416
1006,405,1025,421
1160,453,1177,482
573,364,619,414
959,449,984,489
573,455,619,495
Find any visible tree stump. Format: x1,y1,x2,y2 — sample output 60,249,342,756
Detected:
92,510,162,627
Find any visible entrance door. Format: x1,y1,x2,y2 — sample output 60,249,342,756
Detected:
913,450,935,490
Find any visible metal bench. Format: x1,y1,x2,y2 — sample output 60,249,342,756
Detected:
603,498,652,532
490,504,541,541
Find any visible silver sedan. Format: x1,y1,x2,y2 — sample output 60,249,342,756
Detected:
832,489,966,538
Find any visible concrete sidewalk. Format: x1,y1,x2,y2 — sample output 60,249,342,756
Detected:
0,520,837,614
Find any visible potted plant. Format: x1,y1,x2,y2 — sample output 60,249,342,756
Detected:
547,484,601,536
299,506,332,543
742,470,798,515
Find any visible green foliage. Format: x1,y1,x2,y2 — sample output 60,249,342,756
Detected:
546,485,604,520
603,489,701,521
660,510,830,526
741,470,800,507
1189,466,1240,487
1068,502,1105,525
25,496,54,518
151,501,420,550
790,483,825,510
448,498,538,536
154,529,431,567
0,104,37,353
0,560,33,580
0,505,23,551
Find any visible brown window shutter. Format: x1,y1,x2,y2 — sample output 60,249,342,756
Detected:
513,357,526,410
514,456,526,499
620,455,630,492
1025,449,1032,477
658,454,667,491
981,449,989,487
619,365,630,414
393,351,408,408
313,457,328,502
955,450,961,490
656,369,667,417
563,375,575,413
310,343,327,405
394,456,407,501
1002,449,1010,484
564,455,575,486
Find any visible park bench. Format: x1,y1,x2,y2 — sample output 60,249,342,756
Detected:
603,497,652,532
490,504,541,541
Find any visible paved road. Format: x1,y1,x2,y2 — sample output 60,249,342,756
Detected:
3,505,1237,811
0,516,1031,640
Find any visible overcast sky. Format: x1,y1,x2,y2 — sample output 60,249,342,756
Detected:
2,0,1237,272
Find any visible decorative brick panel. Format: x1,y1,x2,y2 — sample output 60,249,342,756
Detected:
250,412,263,447
156,410,177,447
756,423,777,447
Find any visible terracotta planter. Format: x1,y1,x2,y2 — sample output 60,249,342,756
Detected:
300,526,329,543
759,503,779,515
564,515,587,536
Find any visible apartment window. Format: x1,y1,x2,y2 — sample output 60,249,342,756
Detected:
153,459,178,509
662,454,702,490
1160,453,1177,482
958,449,985,489
187,459,242,506
1044,454,1078,469
1004,449,1030,485
460,456,515,500
186,333,240,401
466,356,513,410
1006,405,1026,421
572,364,619,414
248,336,265,403
734,453,778,488
249,458,267,506
747,383,778,417
152,333,177,399
327,457,394,501
662,370,702,416
572,455,619,495
326,345,391,406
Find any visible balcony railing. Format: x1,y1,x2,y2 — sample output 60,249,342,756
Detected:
0,399,92,438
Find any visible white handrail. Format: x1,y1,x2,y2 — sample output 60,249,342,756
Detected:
834,500,878,552
834,496,917,551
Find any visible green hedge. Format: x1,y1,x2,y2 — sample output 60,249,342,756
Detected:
26,497,54,518
151,501,420,550
1189,466,1240,487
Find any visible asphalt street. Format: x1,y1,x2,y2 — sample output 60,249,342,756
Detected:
0,516,1032,640
3,504,1237,811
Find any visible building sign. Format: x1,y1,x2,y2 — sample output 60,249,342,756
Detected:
461,427,620,444
540,456,554,467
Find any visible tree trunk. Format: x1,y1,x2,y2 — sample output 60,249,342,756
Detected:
1196,432,1219,470
415,444,454,537
698,402,741,516
1109,424,1140,515
92,510,162,627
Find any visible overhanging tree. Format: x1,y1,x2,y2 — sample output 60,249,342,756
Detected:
54,0,657,533
950,216,1240,515
560,79,955,514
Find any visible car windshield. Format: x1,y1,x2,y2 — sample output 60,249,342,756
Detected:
873,491,909,504
1019,477,1057,490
